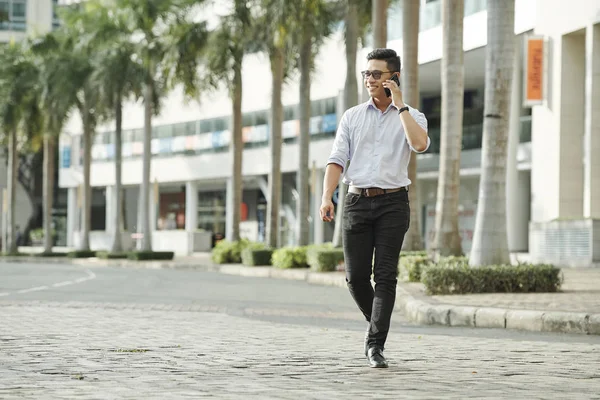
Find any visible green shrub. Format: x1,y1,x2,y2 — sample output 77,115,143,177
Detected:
127,251,174,261
241,242,273,266
96,251,129,259
422,261,563,295
398,255,431,282
402,250,429,257
68,250,97,258
306,245,344,272
211,239,251,264
272,246,309,269
35,251,68,257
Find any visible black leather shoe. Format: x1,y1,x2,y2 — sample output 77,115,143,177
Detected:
367,346,388,368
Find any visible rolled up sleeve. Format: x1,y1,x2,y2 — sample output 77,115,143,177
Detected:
326,111,351,171
408,108,430,154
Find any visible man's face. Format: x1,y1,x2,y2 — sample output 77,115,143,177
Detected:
363,59,396,98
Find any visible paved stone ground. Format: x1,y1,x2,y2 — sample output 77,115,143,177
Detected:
1,301,600,399
401,268,600,313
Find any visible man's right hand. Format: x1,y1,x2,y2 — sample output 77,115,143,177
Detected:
320,199,335,222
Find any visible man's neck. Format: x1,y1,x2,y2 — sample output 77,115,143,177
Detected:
371,95,393,112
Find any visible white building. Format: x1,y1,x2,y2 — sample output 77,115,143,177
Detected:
57,0,600,266
0,0,57,242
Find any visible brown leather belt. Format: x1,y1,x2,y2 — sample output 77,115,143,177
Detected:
348,186,407,198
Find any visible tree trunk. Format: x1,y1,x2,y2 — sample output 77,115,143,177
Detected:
372,0,388,48
43,134,55,253
111,96,123,253
297,31,311,246
6,128,17,254
333,0,359,248
432,0,464,257
469,0,515,266
267,46,284,248
80,105,92,251
402,0,424,251
230,62,243,242
140,80,153,251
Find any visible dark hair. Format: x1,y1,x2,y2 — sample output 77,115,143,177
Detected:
366,48,401,73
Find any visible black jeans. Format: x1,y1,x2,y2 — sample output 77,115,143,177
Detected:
342,189,410,350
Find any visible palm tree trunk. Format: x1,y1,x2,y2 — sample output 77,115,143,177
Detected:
297,32,311,246
43,134,55,253
111,96,123,253
372,0,388,48
140,80,153,252
432,0,464,257
333,0,359,248
6,128,17,254
469,0,515,266
402,0,424,251
230,62,243,242
267,46,284,248
80,108,92,251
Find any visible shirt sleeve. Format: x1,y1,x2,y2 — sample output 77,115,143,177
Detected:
326,110,351,171
407,107,430,154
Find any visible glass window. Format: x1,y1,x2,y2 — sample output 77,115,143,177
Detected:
0,0,27,31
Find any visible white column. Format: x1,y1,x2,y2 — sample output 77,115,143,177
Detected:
506,36,522,252
584,24,600,218
225,178,234,240
313,167,324,244
186,181,198,232
67,187,77,247
105,186,113,233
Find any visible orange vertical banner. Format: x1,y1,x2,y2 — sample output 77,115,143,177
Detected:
525,36,544,106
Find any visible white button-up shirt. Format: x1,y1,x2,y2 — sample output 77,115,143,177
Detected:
327,98,430,189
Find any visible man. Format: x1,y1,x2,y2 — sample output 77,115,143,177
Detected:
320,48,429,368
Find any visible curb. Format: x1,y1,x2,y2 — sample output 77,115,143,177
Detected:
4,256,599,335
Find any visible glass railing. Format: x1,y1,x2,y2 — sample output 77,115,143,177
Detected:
388,0,487,41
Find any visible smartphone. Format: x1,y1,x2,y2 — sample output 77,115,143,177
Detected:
385,74,401,97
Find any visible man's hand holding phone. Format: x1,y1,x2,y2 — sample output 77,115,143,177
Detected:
320,199,334,222
382,73,405,109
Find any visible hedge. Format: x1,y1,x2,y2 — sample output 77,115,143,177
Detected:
272,246,309,269
306,246,344,272
68,250,97,258
421,262,563,295
96,251,129,259
127,251,174,261
398,255,431,282
211,239,251,264
241,245,273,266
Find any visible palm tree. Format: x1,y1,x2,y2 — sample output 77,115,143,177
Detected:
401,0,424,251
203,0,254,243
0,43,40,254
372,0,387,48
291,0,336,246
255,0,296,248
431,0,464,258
332,0,370,247
469,0,515,266
117,0,208,252
84,6,144,254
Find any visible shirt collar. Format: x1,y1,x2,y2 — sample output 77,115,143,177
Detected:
366,97,398,113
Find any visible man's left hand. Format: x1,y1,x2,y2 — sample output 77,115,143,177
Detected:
382,79,404,109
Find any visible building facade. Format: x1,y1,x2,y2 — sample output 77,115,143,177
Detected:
57,0,600,266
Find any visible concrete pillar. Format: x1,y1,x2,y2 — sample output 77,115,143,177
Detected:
186,181,198,232
313,167,324,244
67,187,77,247
506,36,524,252
225,178,233,239
584,24,600,218
105,186,113,233
27,0,52,34
558,31,586,218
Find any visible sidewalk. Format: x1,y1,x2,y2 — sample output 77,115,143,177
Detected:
3,252,599,335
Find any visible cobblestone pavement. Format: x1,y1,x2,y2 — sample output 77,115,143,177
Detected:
403,268,600,313
1,302,599,399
